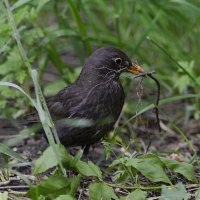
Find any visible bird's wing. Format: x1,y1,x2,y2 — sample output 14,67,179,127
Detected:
47,84,81,118
26,83,82,123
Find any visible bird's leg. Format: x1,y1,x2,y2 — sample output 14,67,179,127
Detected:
82,145,90,155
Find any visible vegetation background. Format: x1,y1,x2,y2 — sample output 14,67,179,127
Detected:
0,0,200,199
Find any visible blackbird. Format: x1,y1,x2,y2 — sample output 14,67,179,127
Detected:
29,47,145,151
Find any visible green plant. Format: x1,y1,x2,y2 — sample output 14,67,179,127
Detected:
1,0,200,199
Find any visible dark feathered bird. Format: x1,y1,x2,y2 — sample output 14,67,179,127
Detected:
28,47,145,151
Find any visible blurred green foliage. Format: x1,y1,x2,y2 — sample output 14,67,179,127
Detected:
0,0,200,119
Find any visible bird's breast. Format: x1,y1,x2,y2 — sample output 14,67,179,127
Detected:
78,80,125,123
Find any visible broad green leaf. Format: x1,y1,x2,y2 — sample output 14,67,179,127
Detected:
34,146,60,174
160,182,190,200
70,175,81,195
160,157,197,183
27,175,80,199
34,144,73,174
126,154,171,184
39,175,80,195
0,143,26,163
34,143,101,177
76,161,102,178
56,195,76,200
124,189,147,200
195,187,200,199
89,183,118,200
0,191,8,200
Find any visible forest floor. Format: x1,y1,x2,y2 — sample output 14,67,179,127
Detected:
0,64,200,199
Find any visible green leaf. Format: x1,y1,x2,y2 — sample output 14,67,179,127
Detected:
14,6,28,25
112,170,128,183
126,154,171,184
11,0,32,10
34,143,102,177
160,157,197,183
175,75,190,93
1,47,23,74
124,189,147,200
102,141,112,160
0,81,36,107
34,144,73,174
160,182,190,200
0,191,8,200
0,100,6,109
55,195,76,200
37,0,51,12
89,183,118,200
16,70,27,84
0,143,27,163
195,187,200,199
76,161,102,178
27,175,80,199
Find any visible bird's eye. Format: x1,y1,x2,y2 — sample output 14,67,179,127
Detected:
114,57,122,65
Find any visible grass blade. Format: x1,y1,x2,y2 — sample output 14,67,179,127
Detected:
0,143,27,163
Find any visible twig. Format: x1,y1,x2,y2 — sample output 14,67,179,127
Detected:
0,177,20,186
147,196,160,200
0,175,36,186
160,121,176,135
104,181,162,190
133,71,156,79
148,74,161,132
7,190,27,196
0,185,29,190
78,189,84,200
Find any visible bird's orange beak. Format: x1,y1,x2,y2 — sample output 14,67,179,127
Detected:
126,64,145,75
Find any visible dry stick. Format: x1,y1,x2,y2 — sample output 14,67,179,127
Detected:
0,185,29,190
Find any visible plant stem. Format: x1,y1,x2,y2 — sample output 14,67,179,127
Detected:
4,0,65,175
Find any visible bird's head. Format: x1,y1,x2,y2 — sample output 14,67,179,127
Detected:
79,47,145,82
84,47,145,78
